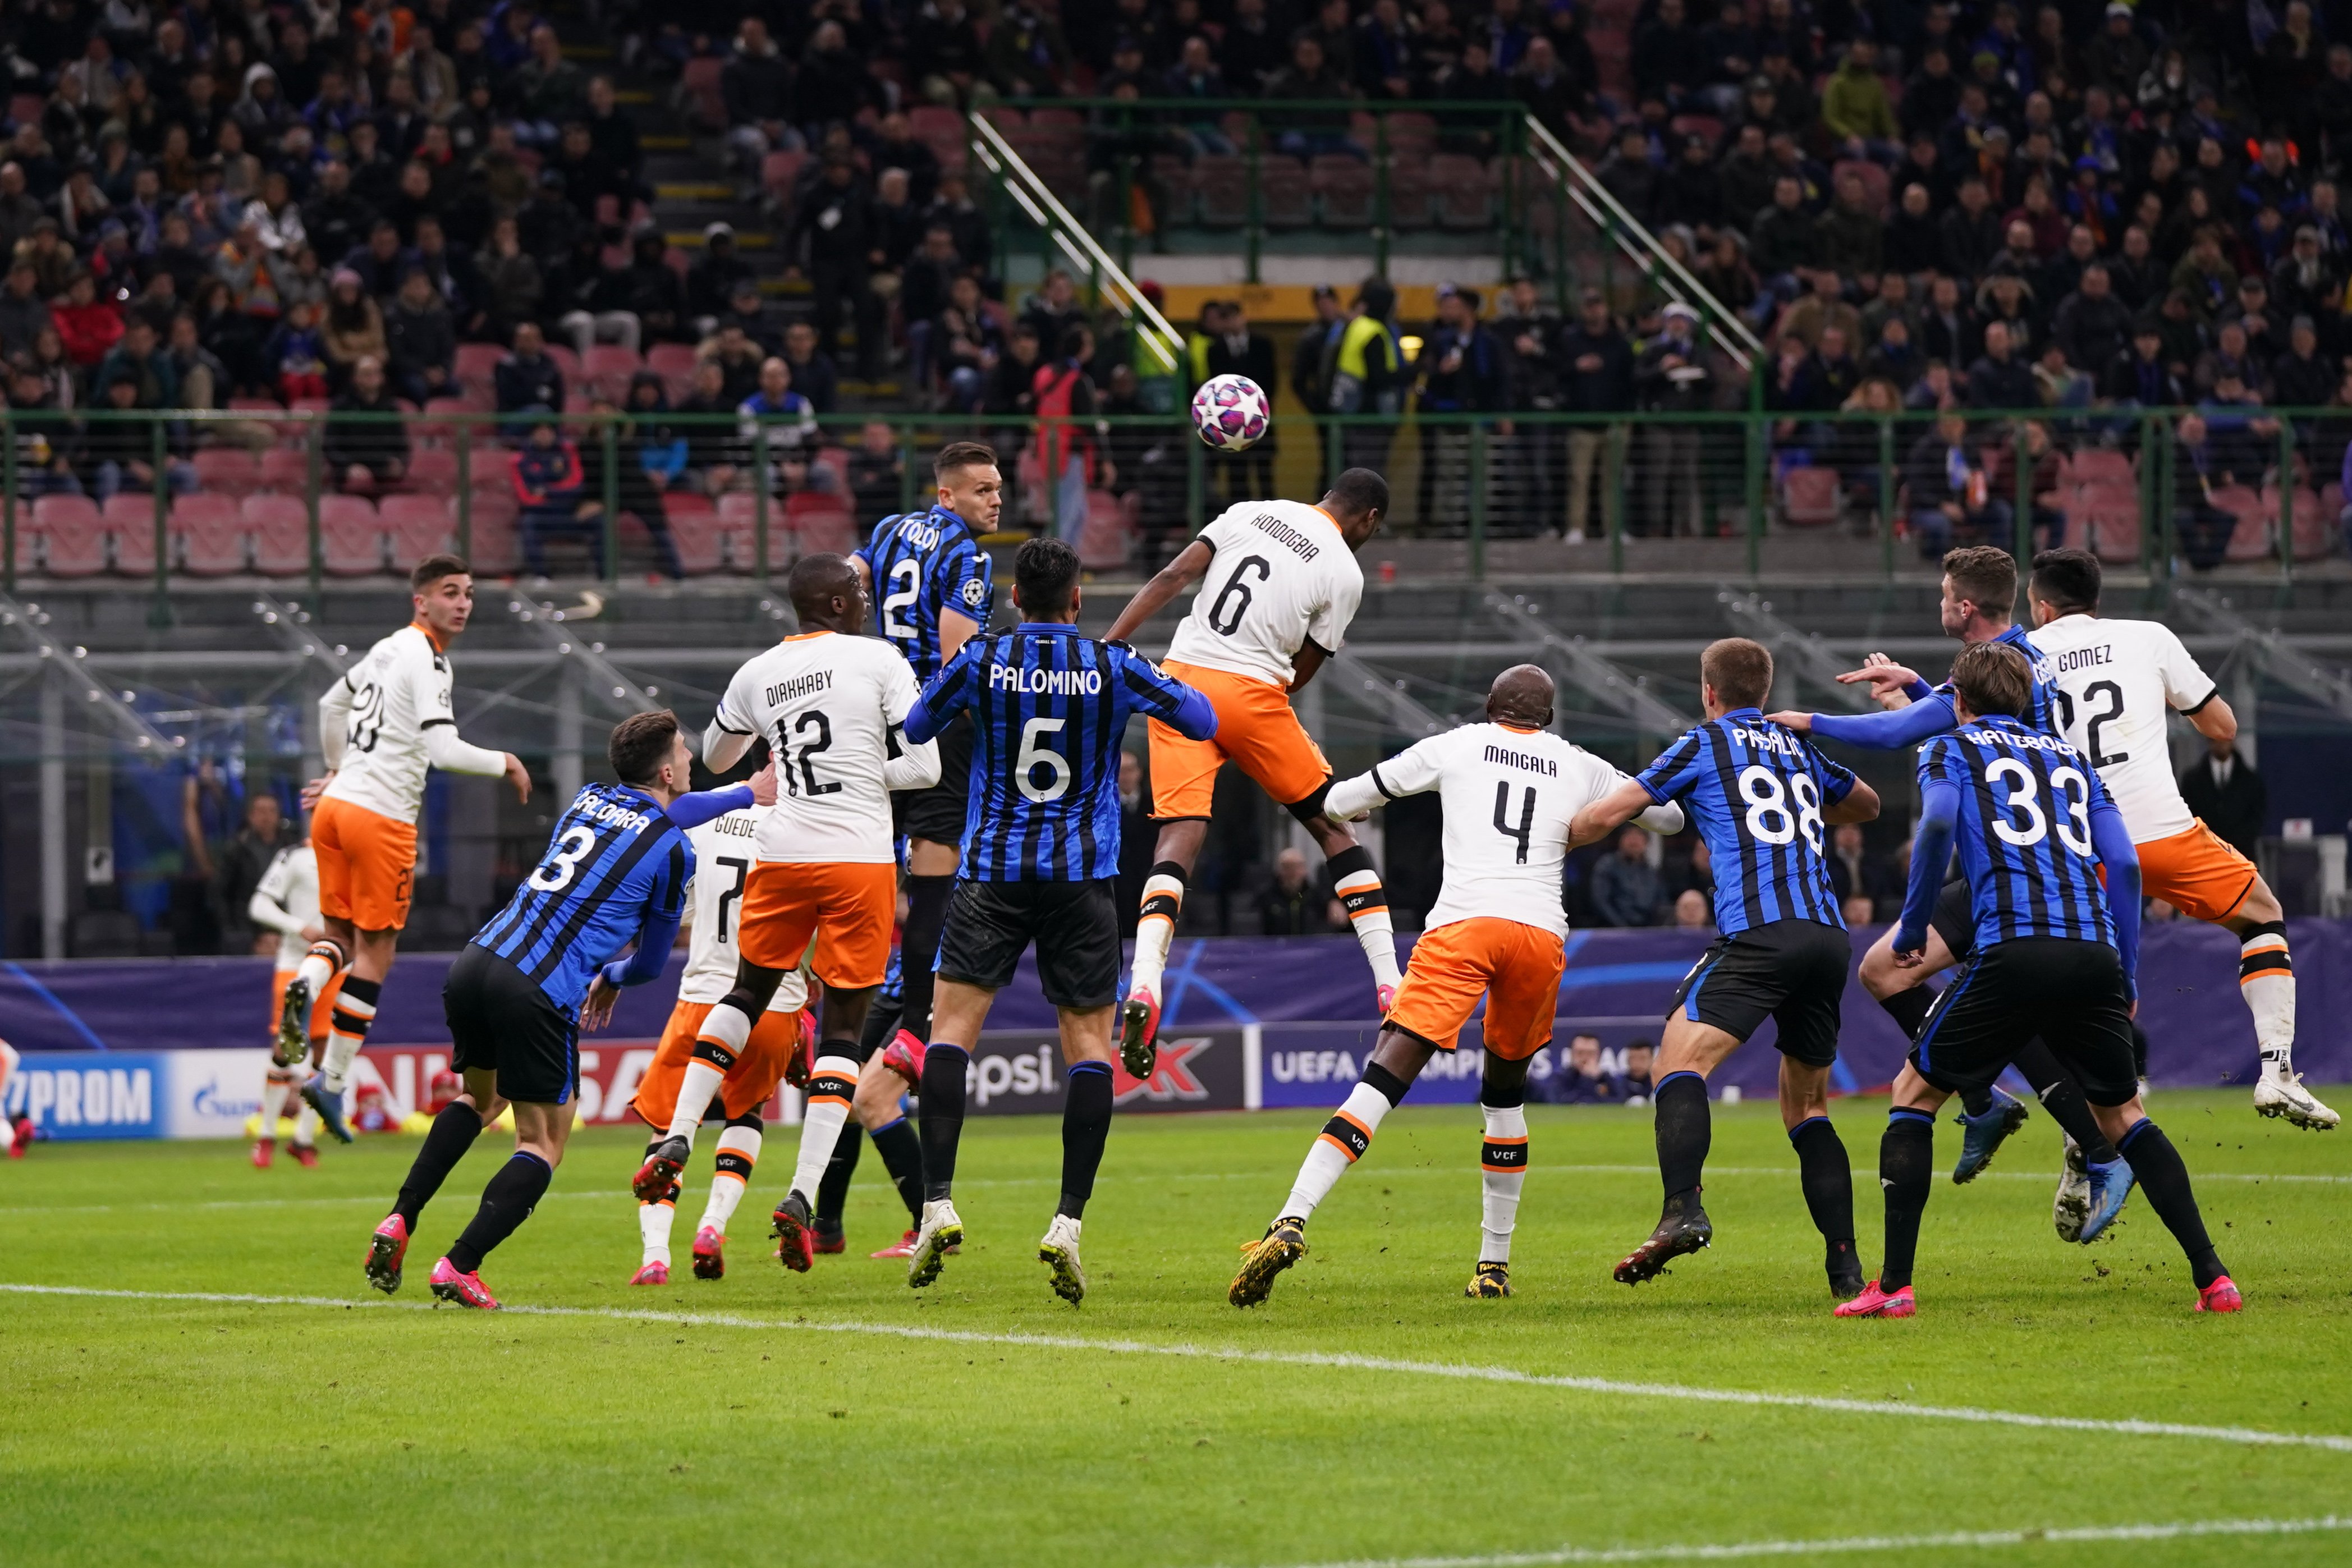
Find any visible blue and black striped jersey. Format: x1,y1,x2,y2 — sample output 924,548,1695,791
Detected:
1918,715,2120,952
857,503,994,684
1808,623,2061,753
472,783,691,1011
908,625,1215,882
1636,707,1859,935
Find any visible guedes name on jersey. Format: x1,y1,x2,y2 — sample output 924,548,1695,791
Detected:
1482,744,1558,776
765,670,835,704
1248,514,1323,560
1730,725,1805,755
710,813,757,840
988,664,1104,694
2048,645,2114,673
1958,727,2082,755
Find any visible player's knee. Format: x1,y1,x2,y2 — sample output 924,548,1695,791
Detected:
1360,1058,1412,1106
2235,879,2282,926
726,964,787,1011
1479,1054,1530,1108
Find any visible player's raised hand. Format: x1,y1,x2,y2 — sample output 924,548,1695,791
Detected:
747,758,779,806
581,974,620,1031
299,772,333,809
502,752,533,802
1836,655,1921,710
1764,710,1813,732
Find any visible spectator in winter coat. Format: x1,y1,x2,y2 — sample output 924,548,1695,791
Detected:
51,268,123,367
514,417,594,577
384,268,459,405
496,321,566,438
324,355,411,490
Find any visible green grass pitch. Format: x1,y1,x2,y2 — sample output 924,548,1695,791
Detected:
3,1090,2349,1566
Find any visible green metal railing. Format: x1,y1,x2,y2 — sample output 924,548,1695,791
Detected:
2,405,2337,599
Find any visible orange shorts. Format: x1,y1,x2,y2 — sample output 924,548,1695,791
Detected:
312,795,417,932
630,998,808,1126
2138,818,2258,924
1386,918,1565,1061
1148,659,1331,819
268,965,345,1053
737,860,896,988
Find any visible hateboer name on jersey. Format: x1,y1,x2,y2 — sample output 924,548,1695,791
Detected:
988,663,1105,694
766,669,835,705
1246,512,1323,560
1482,742,1559,776
1957,726,2083,755
2047,643,2115,673
1729,723,1807,756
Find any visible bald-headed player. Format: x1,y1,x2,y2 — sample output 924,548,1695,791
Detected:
1230,667,1686,1307
1104,469,1397,1076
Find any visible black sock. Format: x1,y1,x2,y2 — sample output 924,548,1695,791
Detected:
898,874,954,1042
814,1117,863,1231
445,1150,551,1274
1653,1071,1711,1208
1789,1115,1856,1278
918,1043,968,1202
1877,1109,1935,1292
1057,1061,1115,1219
1959,1086,1994,1116
2118,1121,2227,1289
393,1101,483,1230
858,997,902,1060
869,1114,925,1224
1877,984,1933,1040
2018,1052,2120,1164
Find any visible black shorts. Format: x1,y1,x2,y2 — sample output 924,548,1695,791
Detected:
937,877,1120,1010
1911,937,2139,1106
1668,917,1850,1068
1928,877,1977,961
444,944,580,1106
892,709,973,849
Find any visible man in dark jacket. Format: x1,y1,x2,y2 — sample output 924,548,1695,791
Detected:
2102,323,2186,406
2180,738,2267,865
2050,265,2134,375
324,355,412,490
721,18,795,189
1413,287,1509,527
1903,410,2010,557
1748,175,1818,295
384,269,459,405
1938,175,2003,280
790,157,886,380
618,230,686,344
495,321,565,434
1964,320,2037,413
1633,302,1713,535
1557,287,1633,541
1204,300,1281,504
686,223,757,334
301,160,378,274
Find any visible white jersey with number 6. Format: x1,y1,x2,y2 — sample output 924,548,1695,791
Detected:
711,630,938,864
678,805,808,1010
2027,612,2218,843
1326,722,1671,938
1163,499,1364,687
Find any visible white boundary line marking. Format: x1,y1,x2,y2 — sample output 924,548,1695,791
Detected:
6,1282,2349,1455
1245,1515,2352,1567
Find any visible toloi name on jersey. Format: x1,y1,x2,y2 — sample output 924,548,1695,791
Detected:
2047,644,2114,673
1958,727,2082,756
1246,513,1323,560
765,670,835,705
1729,724,1805,756
988,663,1104,694
1482,743,1559,776
569,791,657,832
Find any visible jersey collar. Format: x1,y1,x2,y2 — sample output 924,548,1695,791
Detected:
408,618,446,653
1015,621,1080,635
1718,705,1764,721
930,502,970,533
781,629,834,643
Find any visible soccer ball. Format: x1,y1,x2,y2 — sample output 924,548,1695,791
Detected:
1191,374,1271,452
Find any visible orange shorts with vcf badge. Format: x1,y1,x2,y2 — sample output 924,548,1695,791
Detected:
736,861,897,989
1148,659,1332,819
312,795,418,932
630,999,811,1126
1384,918,1566,1061
2137,818,2259,924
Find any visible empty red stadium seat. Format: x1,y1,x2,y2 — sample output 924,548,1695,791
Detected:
680,56,726,130
103,494,161,576
762,149,806,203
461,488,521,575
174,494,248,576
34,495,108,576
192,449,261,492
584,345,641,390
319,494,385,576
404,448,459,491
455,343,506,387
665,495,726,575
1076,489,1134,570
783,491,857,557
2213,486,2271,562
1781,467,1840,527
382,494,453,565
245,495,311,575
257,446,309,491
545,345,582,381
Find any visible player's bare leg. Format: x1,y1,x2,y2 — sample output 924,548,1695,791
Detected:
1615,1015,1744,1285
1779,1056,1862,1298
1233,1025,1438,1307
2216,881,2337,1129
300,919,397,1143
774,981,882,1272
1468,1051,1534,1299
370,1073,508,1293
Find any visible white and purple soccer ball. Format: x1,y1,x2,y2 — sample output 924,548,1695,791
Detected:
1191,373,1272,452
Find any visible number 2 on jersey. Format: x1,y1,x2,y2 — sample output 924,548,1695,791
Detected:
882,557,921,642
2053,681,2129,768
782,710,841,798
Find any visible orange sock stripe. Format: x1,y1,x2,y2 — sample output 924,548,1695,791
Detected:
1317,1131,1361,1161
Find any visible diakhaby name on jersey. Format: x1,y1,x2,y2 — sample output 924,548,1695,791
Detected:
1245,512,1323,560
570,790,657,832
988,662,1104,694
1482,742,1559,776
765,669,835,705
1958,726,2083,755
1729,723,1807,755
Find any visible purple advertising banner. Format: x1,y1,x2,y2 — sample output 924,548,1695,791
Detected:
3,923,2343,1106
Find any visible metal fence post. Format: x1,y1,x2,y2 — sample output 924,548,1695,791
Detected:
600,418,620,586
1877,416,1896,581
149,417,171,620
455,423,472,561
1373,112,1390,280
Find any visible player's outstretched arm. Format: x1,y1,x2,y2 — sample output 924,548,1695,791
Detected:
1835,653,1931,709
2185,691,2236,746
664,762,777,829
1567,777,1666,850
1103,537,1214,645
1893,777,1960,965
1779,693,1958,750
421,725,529,800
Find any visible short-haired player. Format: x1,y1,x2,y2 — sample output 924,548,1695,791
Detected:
1230,666,1685,1307
1103,468,1400,1078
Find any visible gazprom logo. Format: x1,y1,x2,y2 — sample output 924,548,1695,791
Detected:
4,1054,158,1139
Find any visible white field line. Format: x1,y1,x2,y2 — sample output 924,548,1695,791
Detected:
4,1282,2349,1456
1244,1514,2352,1567
3,1162,2345,1219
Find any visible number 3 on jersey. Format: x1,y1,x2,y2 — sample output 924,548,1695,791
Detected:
1737,764,1822,854
528,824,598,891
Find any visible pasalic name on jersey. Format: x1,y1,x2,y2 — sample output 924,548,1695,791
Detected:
1245,513,1324,560
766,670,834,705
1728,723,1807,756
1482,743,1559,776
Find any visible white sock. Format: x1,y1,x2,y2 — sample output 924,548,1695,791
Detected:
318,991,375,1094
260,1076,291,1136
1333,868,1402,991
1282,1079,1397,1221
788,1056,859,1200
1479,1103,1529,1264
2239,927,2295,1072
294,941,341,996
700,1125,762,1234
1130,871,1184,996
292,1100,319,1147
640,1198,675,1267
667,1005,751,1143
